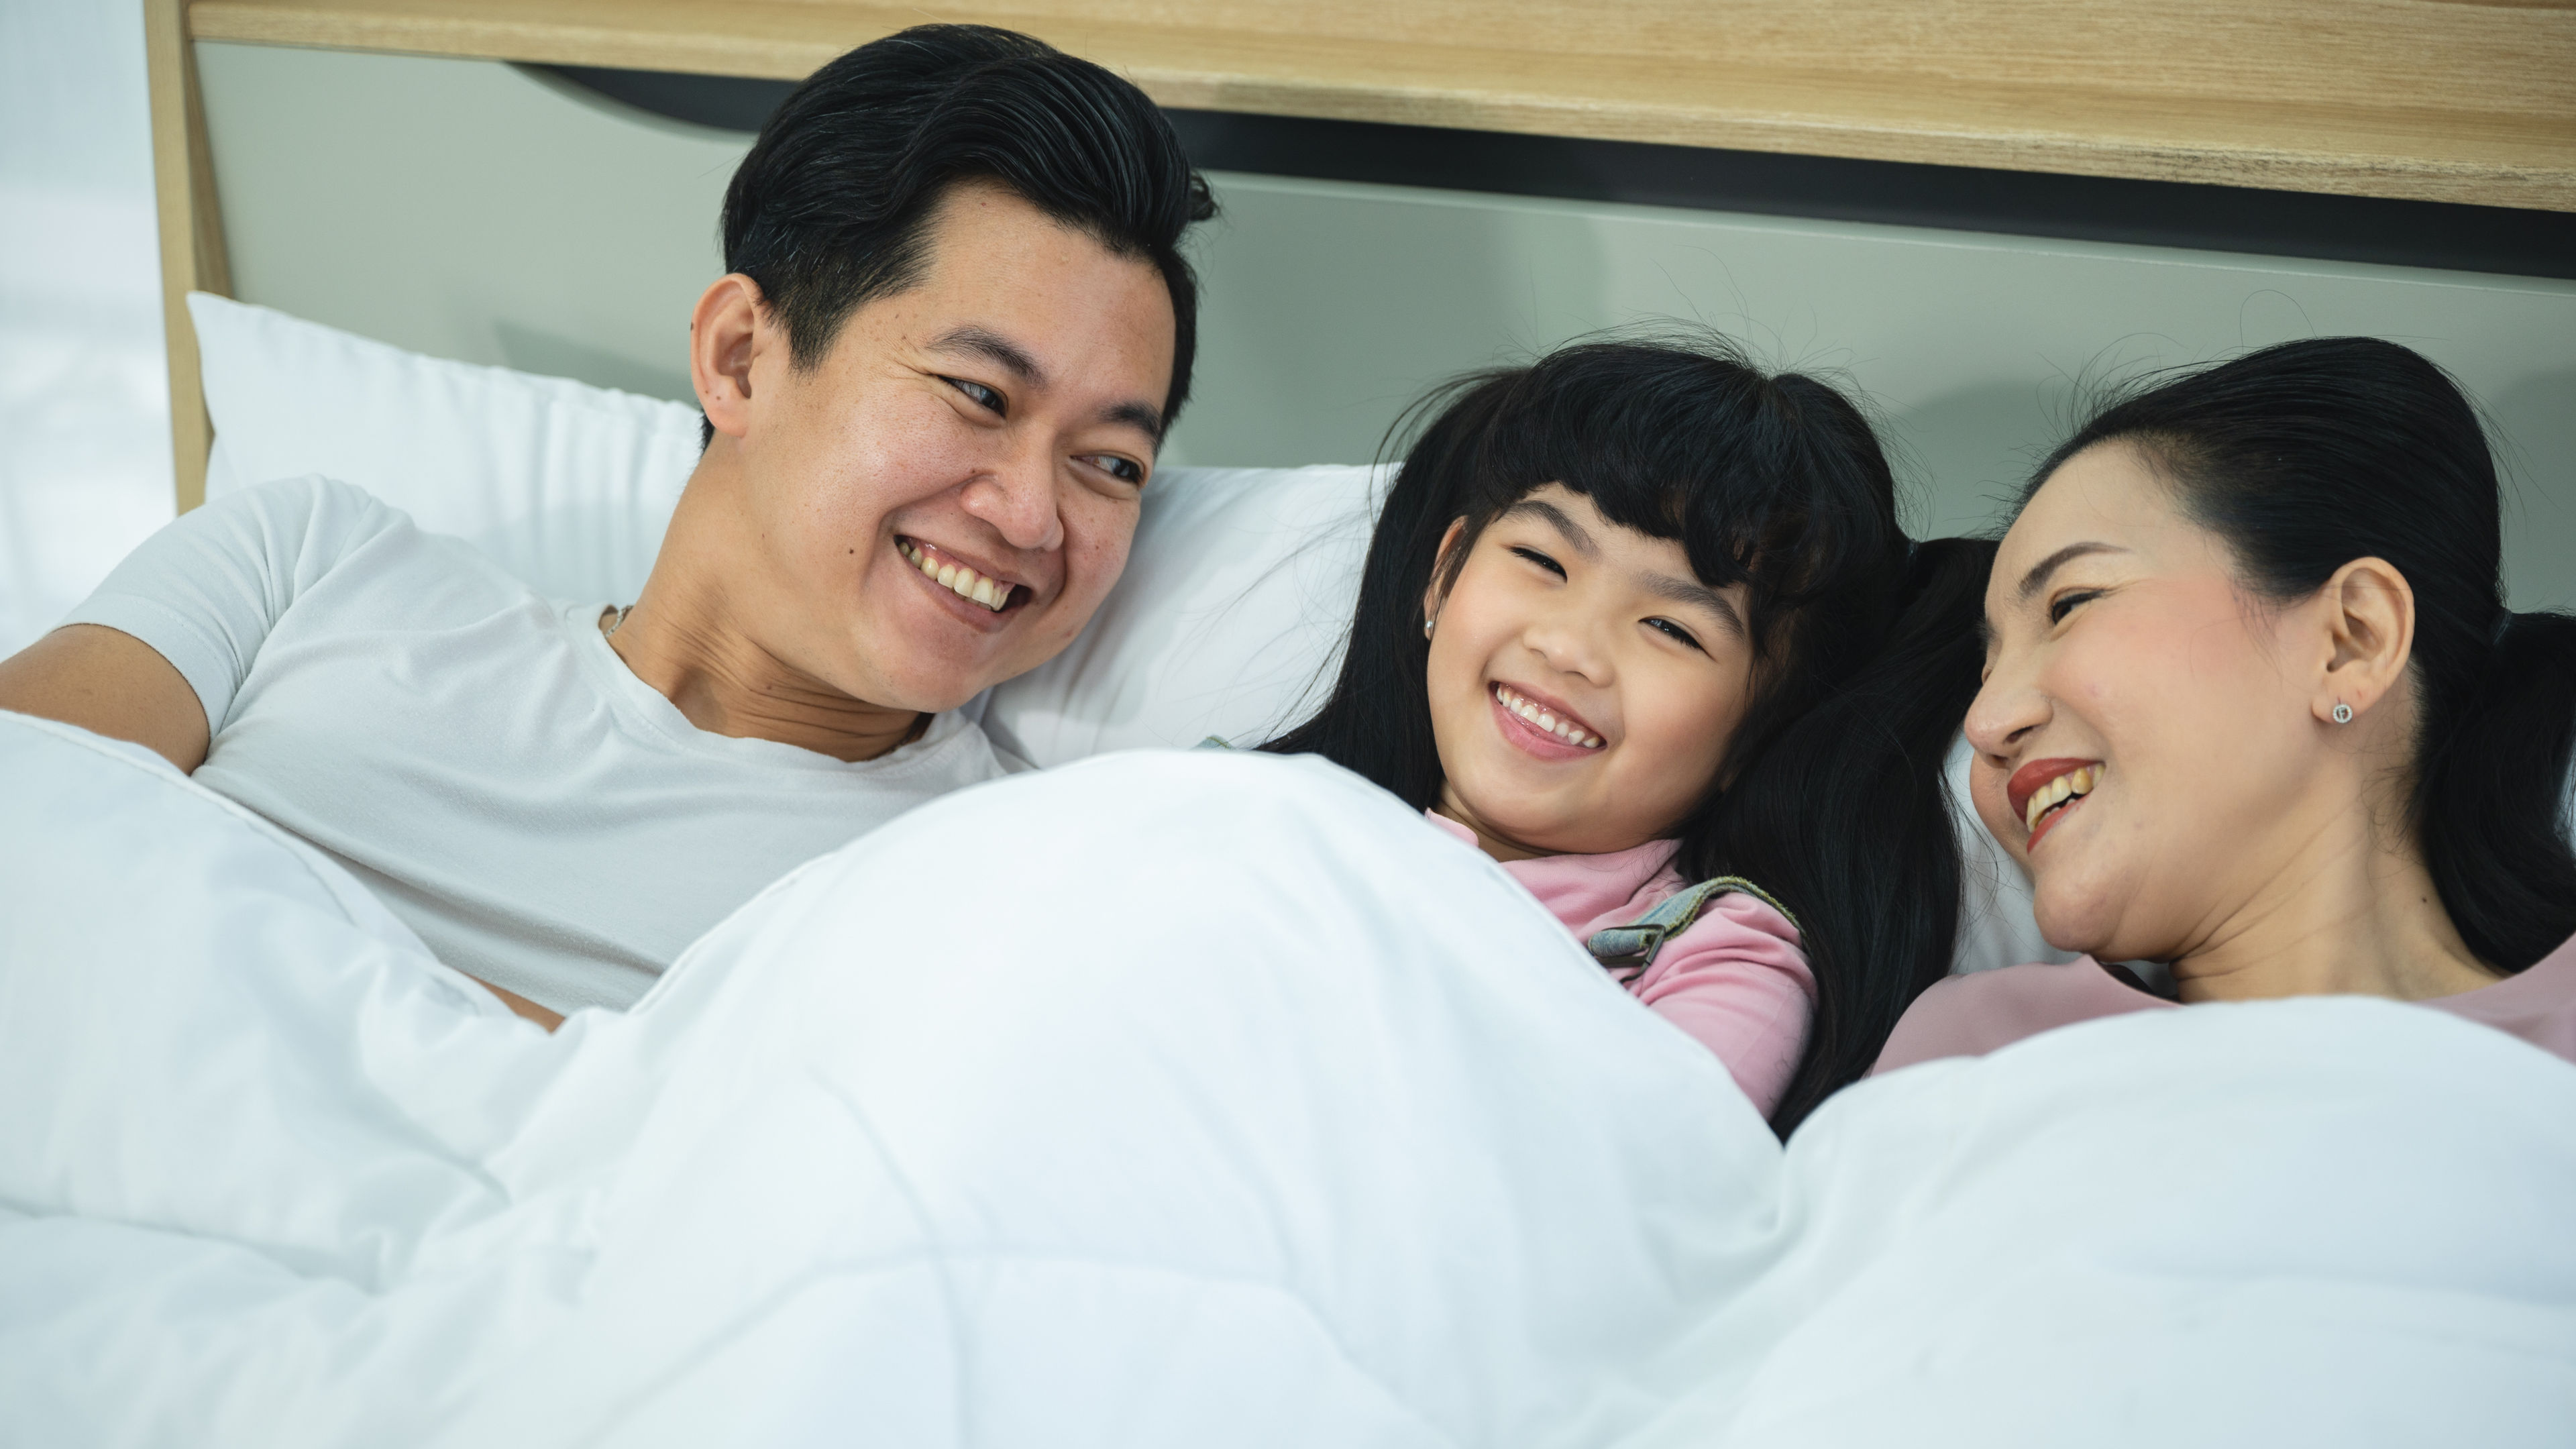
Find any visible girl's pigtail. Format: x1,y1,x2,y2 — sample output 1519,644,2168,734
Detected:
1695,536,1996,1136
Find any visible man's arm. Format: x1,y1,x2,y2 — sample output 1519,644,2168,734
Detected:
0,624,211,772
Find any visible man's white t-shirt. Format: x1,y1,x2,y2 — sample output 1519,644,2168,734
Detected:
65,477,1018,1014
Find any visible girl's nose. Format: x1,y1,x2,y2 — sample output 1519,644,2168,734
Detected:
1524,608,1614,685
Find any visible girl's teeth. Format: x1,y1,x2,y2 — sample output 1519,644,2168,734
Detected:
1493,686,1603,749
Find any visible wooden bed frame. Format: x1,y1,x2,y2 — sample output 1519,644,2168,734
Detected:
142,0,2576,513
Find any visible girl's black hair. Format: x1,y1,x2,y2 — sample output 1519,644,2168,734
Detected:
1264,337,1993,1135
2027,335,2576,975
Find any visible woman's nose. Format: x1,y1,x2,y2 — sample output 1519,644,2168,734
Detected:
1964,654,2047,762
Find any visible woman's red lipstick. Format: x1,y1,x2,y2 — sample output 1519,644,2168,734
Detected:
2007,757,2102,850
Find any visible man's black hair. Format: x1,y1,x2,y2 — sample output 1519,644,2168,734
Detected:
711,24,1216,445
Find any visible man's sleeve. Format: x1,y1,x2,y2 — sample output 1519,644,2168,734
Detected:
60,477,400,732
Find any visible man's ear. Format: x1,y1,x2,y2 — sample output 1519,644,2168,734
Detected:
2310,555,2416,727
691,274,768,441
1421,518,1469,630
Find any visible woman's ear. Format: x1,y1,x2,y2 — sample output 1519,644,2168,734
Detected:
2310,555,2416,727
1421,518,1470,631
691,274,769,441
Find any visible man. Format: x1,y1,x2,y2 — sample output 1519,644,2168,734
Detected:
0,25,1216,1026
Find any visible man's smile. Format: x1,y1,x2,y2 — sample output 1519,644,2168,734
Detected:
896,536,1030,616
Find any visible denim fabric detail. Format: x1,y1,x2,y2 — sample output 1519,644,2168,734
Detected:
1586,875,1798,979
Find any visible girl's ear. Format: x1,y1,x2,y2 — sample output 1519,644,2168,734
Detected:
1421,517,1470,629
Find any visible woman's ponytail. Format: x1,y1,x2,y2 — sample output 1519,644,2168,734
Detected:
1689,535,1996,1136
2416,608,2576,973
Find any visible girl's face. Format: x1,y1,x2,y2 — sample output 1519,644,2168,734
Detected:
1423,484,1756,859
1968,442,2361,962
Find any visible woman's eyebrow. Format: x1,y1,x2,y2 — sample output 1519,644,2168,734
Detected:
2015,541,2129,602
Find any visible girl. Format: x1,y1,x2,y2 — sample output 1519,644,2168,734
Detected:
1265,337,1992,1132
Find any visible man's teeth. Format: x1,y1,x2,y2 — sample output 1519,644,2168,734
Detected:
899,540,1011,612
2025,764,2100,833
1493,684,1603,749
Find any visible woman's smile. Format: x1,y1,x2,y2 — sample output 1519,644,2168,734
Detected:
2007,757,2103,851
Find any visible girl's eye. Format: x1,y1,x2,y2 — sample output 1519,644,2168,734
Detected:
1647,618,1705,652
2047,588,2102,627
1509,545,1566,578
1086,454,1144,485
945,377,1006,416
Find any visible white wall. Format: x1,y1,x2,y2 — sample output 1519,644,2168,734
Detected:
0,0,174,656
194,42,2576,610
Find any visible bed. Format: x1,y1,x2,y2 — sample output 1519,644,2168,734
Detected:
2,294,2573,1446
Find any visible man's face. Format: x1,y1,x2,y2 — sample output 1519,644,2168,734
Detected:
713,182,1176,714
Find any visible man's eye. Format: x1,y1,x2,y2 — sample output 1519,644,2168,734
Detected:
1647,618,1705,653
1509,545,1566,578
945,377,1006,415
1087,454,1144,485
2047,589,2102,626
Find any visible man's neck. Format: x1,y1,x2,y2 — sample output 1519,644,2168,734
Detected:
602,597,926,764
2169,799,2500,1006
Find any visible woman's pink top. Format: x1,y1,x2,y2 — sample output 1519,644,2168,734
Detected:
1874,928,2576,1075
1428,812,1813,1114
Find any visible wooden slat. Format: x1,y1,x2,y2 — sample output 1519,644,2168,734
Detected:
148,0,235,514
186,0,2576,211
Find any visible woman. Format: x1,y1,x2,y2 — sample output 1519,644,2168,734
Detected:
1877,336,2576,1071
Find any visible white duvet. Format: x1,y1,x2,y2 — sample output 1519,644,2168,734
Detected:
3,709,2572,1446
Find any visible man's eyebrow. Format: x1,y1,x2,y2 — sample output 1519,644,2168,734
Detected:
2015,542,2129,602
1100,400,1165,445
929,325,1044,386
932,325,1164,443
1500,498,1599,557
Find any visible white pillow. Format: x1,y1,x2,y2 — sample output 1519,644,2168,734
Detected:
189,292,700,605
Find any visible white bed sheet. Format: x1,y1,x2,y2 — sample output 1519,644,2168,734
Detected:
3,709,2572,1444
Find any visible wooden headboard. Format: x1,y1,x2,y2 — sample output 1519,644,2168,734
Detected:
145,0,2576,508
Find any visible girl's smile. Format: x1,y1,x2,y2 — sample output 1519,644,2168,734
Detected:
1488,681,1606,755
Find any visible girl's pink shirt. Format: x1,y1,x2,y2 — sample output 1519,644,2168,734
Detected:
1427,812,1813,1116
1872,928,2576,1075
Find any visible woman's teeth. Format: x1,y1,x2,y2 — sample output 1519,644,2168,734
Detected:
2025,764,2100,833
899,540,1012,612
1493,684,1603,749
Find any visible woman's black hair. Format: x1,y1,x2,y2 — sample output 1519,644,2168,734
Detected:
2026,336,2576,975
1264,337,1993,1135
712,24,1216,443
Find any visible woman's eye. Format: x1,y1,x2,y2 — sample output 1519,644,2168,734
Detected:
2047,589,2102,626
1647,618,1705,652
945,377,1006,415
1509,545,1566,578
1087,454,1144,485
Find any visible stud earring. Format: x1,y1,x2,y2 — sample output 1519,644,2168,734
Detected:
1424,616,1435,639
2331,702,2354,724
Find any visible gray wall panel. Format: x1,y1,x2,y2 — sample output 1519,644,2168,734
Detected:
199,43,2576,606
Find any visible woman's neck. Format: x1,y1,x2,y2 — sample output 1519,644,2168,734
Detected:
2169,809,2500,1005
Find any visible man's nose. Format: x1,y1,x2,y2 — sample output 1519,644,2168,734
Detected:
961,439,1062,553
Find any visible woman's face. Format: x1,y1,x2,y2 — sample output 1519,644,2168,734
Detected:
1967,443,2343,962
1422,484,1756,859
